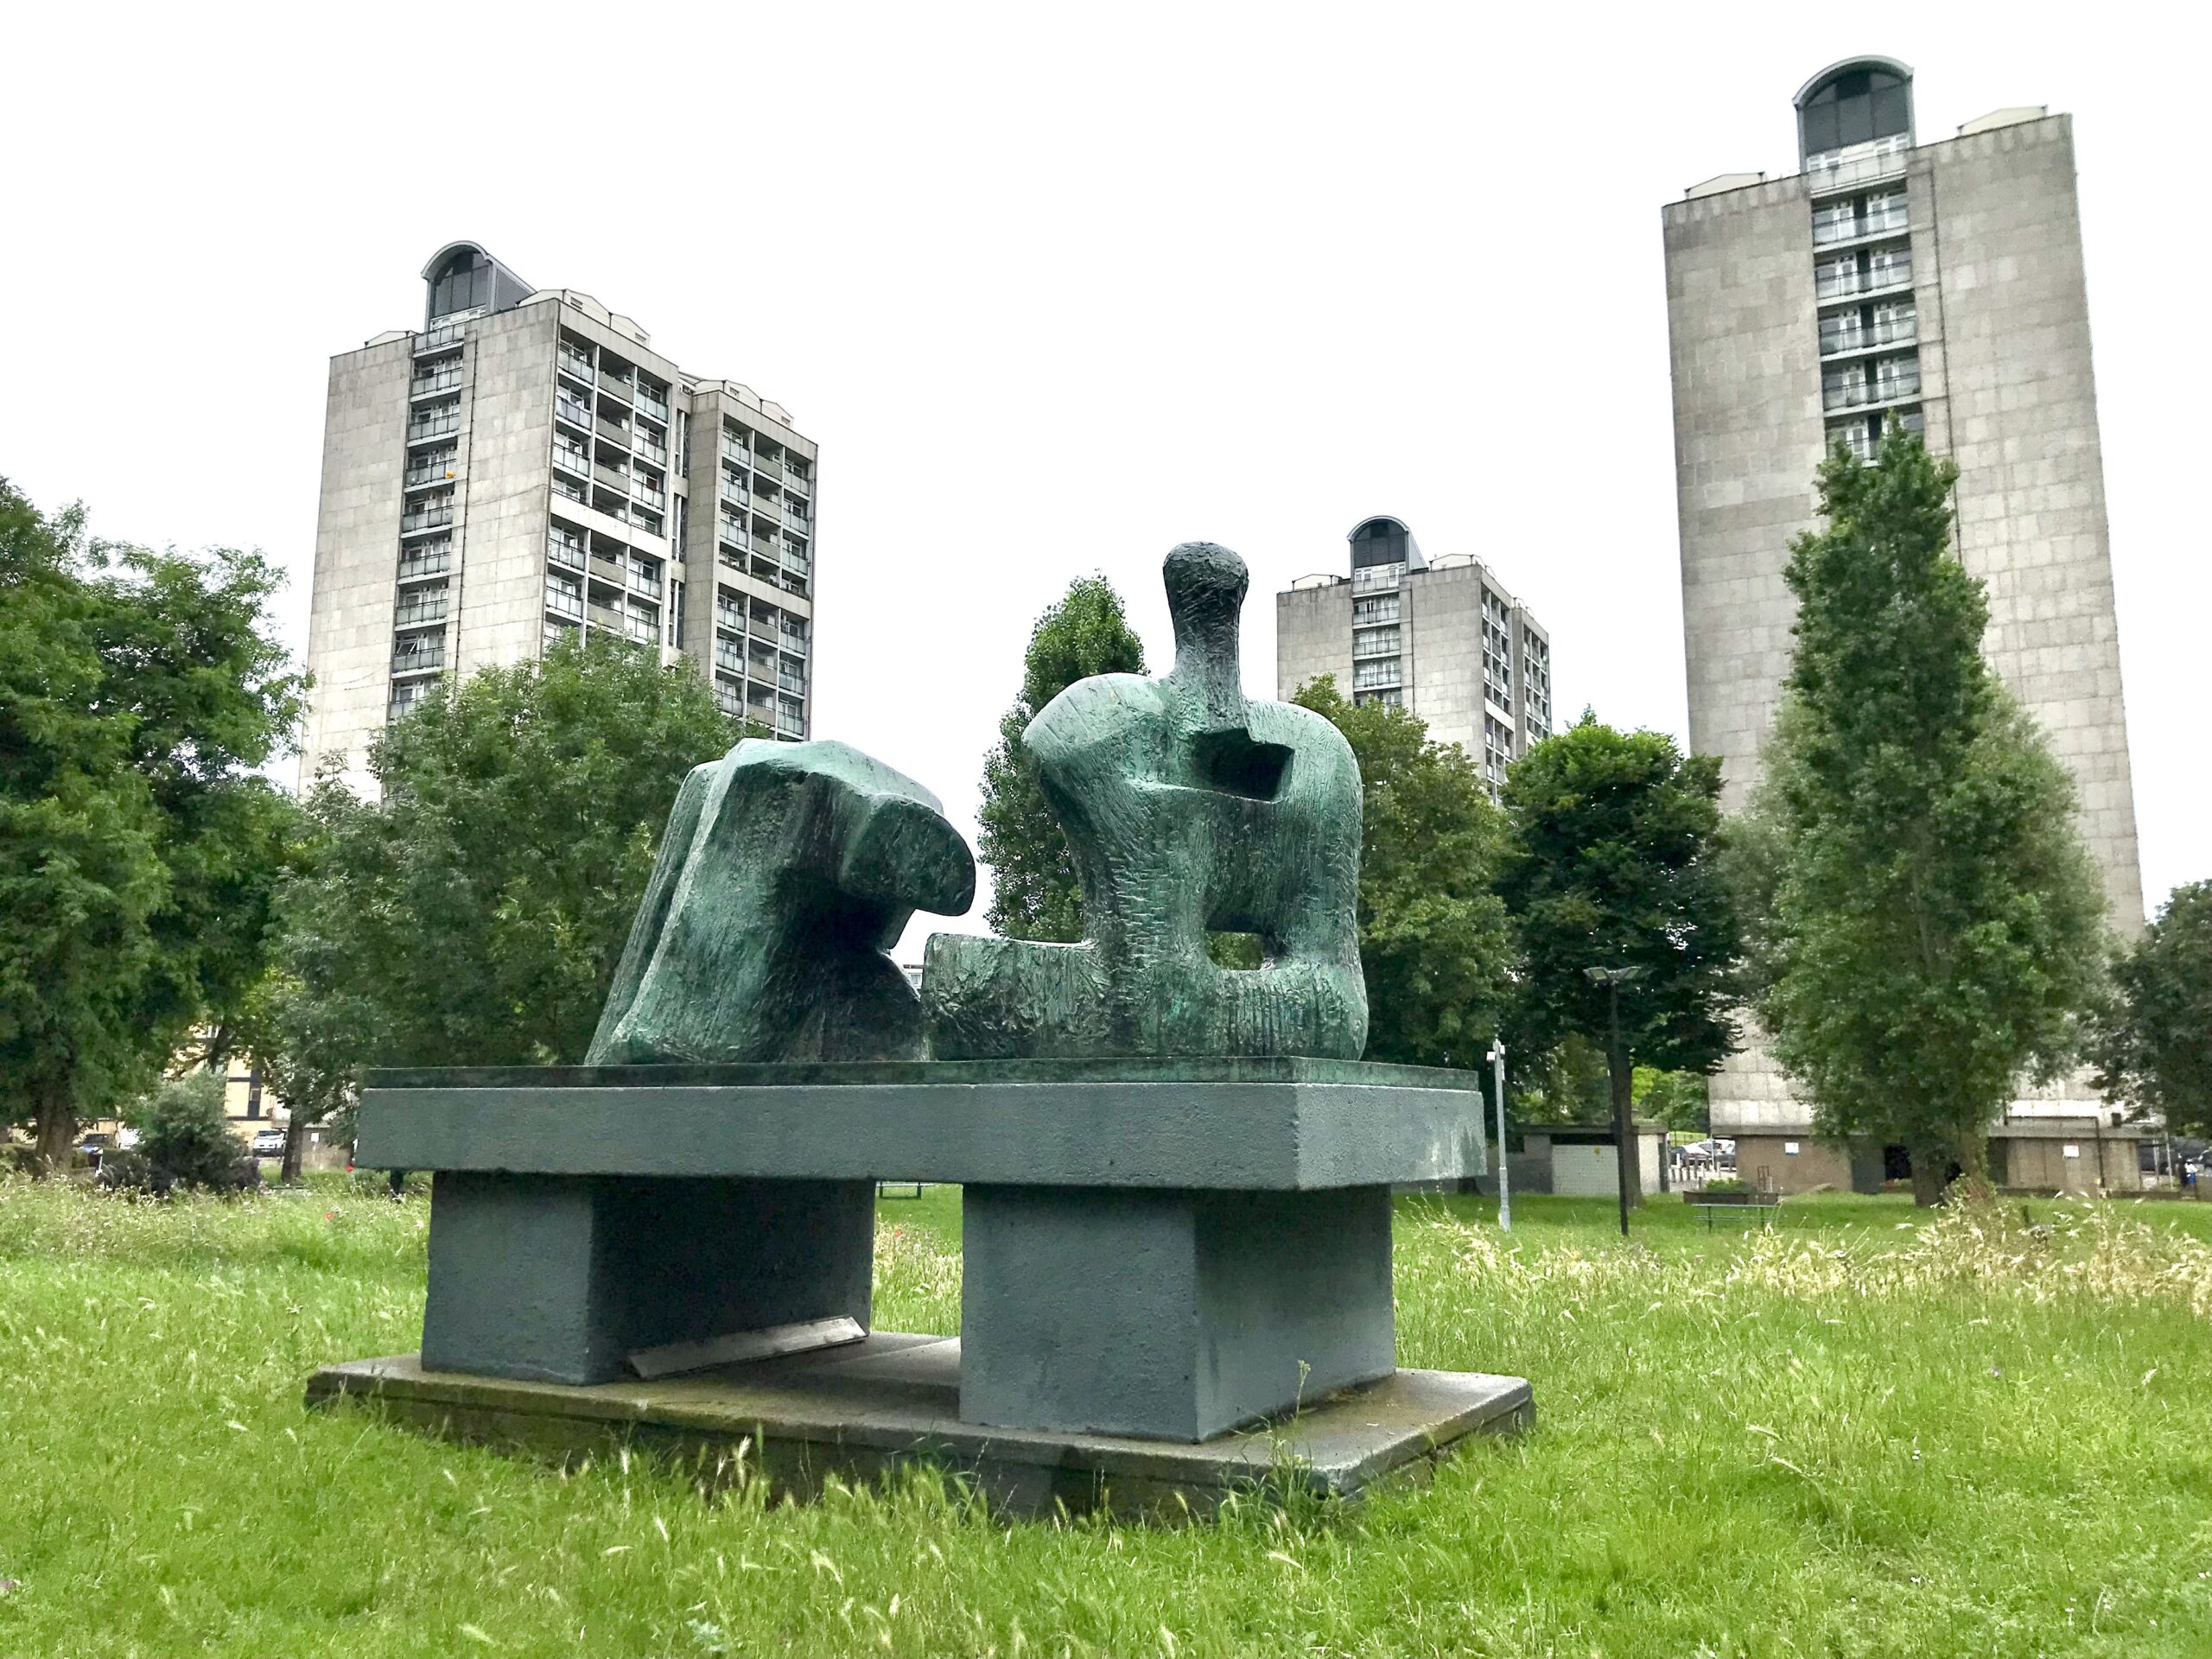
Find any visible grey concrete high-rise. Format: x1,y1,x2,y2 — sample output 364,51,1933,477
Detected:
1276,517,1551,794
301,243,818,791
1663,61,2144,1187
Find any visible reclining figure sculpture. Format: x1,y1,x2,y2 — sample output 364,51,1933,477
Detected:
588,738,974,1065
922,541,1367,1060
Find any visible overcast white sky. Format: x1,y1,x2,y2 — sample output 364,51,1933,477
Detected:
2,4,2201,953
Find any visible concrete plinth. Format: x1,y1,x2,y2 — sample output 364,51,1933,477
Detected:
961,1185,1394,1440
421,1174,873,1385
306,1336,1532,1518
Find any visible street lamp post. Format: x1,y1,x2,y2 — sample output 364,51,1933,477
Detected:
1487,1036,1510,1233
1584,965,1645,1238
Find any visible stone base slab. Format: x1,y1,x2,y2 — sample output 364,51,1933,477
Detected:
306,1334,1532,1519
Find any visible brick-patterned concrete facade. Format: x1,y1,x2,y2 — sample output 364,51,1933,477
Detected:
1665,100,2145,1156
1277,522,1551,794
301,244,818,793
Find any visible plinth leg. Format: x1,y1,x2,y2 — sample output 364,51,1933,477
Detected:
422,1174,874,1384
958,1185,1395,1441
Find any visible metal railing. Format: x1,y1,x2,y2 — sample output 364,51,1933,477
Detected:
413,322,466,355
404,460,455,490
635,387,670,421
1815,261,1913,302
1351,629,1400,658
408,410,461,442
556,394,593,429
1351,564,1403,595
558,350,594,382
1821,314,1918,356
1812,206,1910,247
632,481,668,512
547,536,585,571
545,585,584,620
392,645,446,674
397,546,452,582
1822,368,1922,410
553,442,592,475
393,595,449,627
633,435,669,466
1805,135,1910,194
628,565,663,597
400,505,454,535
410,365,463,398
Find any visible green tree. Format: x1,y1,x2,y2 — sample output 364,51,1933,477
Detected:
1498,715,1741,1212
977,577,1147,940
2091,880,2212,1141
282,636,738,1070
1745,427,2107,1203
1634,1066,1711,1134
125,1071,246,1192
0,482,301,1173
1291,676,1514,1066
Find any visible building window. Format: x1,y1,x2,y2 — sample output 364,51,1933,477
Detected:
1799,66,1911,158
1351,594,1399,626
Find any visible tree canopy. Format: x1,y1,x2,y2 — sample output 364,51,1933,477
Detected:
0,480,301,1170
2091,880,2212,1141
271,636,740,1073
1292,677,1514,1067
1742,427,2107,1198
977,577,1146,941
1498,714,1741,1208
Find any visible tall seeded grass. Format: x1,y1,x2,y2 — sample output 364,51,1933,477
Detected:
1,1176,2207,1658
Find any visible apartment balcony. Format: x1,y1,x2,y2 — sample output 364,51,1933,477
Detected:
719,481,750,513
629,565,664,598
589,552,629,586
1805,134,1910,197
1820,315,1918,357
633,434,669,467
749,535,776,557
413,322,466,355
552,442,592,478
410,365,463,400
586,601,626,631
594,462,631,495
1815,262,1913,302
393,596,449,628
400,503,454,537
397,548,452,583
407,410,461,444
1352,629,1400,659
545,585,585,621
596,368,633,405
1812,207,1911,249
1351,663,1402,691
753,454,783,482
784,469,810,497
392,645,447,675
555,394,593,430
558,348,594,384
1351,563,1403,596
783,499,811,526
779,631,809,656
721,440,750,468
404,459,456,490
634,385,670,421
632,480,668,512
1823,367,1922,411
752,497,782,529
547,537,585,573
715,642,745,674
594,416,632,448
626,613,658,645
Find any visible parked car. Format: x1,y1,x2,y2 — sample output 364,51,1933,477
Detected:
250,1128,287,1159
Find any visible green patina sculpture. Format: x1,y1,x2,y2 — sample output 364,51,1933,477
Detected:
588,739,974,1065
924,542,1367,1059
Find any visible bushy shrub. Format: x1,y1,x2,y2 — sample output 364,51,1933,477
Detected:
120,1074,257,1195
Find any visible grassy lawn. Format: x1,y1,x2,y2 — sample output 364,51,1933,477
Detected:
1,1179,2208,1657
